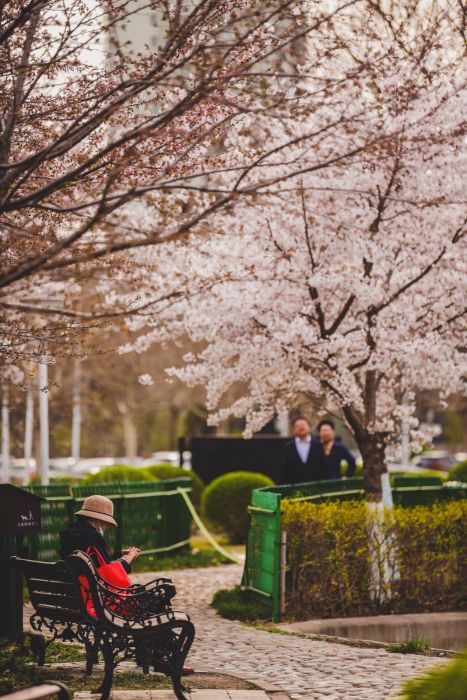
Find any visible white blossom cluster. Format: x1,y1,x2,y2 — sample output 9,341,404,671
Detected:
116,0,466,465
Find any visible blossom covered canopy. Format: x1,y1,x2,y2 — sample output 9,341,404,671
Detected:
118,0,466,470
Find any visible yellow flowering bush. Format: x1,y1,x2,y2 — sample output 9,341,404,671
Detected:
281,499,467,619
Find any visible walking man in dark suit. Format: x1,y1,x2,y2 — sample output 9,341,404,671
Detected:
279,416,317,484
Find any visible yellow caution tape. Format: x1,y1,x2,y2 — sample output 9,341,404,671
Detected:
176,487,242,564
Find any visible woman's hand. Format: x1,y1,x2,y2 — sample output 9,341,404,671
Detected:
121,546,141,564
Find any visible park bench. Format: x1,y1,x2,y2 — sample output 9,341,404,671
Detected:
2,682,70,700
11,552,195,700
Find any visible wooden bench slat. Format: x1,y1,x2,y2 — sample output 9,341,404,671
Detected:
35,605,83,623
29,578,76,595
31,591,80,610
15,559,70,581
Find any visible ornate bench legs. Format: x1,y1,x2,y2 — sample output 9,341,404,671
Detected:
93,627,196,700
98,637,115,700
29,631,46,666
85,631,101,677
152,620,195,700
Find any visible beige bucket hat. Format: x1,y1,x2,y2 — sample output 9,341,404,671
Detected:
75,495,117,526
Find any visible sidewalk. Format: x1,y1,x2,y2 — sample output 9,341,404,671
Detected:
132,565,447,700
24,564,447,699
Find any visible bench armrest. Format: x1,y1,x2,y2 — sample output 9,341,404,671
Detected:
138,576,173,587
97,580,172,600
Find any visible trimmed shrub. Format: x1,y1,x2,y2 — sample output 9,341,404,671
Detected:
281,499,467,620
393,471,446,483
202,471,274,543
391,500,467,613
83,465,156,483
354,460,363,477
211,586,271,621
283,499,372,618
144,464,205,507
449,459,467,484
399,648,467,699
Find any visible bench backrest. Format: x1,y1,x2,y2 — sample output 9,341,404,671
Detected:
65,551,183,630
64,550,128,625
11,556,83,623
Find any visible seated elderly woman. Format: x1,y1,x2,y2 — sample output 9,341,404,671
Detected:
60,494,194,675
59,494,140,573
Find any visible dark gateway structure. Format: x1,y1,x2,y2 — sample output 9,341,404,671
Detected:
186,435,289,484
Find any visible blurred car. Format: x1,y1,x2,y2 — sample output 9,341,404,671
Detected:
71,457,115,476
413,453,459,472
150,451,180,467
387,461,420,473
2,458,38,483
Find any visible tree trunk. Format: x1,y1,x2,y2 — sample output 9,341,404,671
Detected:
117,401,138,465
168,405,180,450
123,413,137,465
356,433,387,502
343,395,388,502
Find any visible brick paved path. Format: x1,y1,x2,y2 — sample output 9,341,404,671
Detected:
130,565,446,700
23,564,446,699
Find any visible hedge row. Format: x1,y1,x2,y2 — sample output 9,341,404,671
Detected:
83,464,205,506
281,499,467,619
81,465,270,539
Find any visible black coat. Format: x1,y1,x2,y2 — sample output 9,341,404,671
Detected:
59,517,131,573
308,440,356,480
279,439,321,484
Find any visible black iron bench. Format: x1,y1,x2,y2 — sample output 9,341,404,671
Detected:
11,552,195,700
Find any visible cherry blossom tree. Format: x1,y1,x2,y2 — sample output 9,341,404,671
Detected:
119,0,467,499
1,0,368,381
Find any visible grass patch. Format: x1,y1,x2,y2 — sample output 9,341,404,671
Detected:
398,648,467,699
1,635,168,695
0,636,258,696
387,638,432,655
211,586,272,622
45,640,87,663
132,546,233,573
1,664,173,696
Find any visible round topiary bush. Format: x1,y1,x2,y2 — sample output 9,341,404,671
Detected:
449,459,467,483
144,464,205,507
201,471,275,543
83,465,156,483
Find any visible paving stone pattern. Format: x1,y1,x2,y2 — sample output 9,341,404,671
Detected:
130,565,447,700
24,564,447,699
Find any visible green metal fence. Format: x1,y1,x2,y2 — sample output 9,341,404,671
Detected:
26,479,192,562
241,476,467,621
242,487,282,619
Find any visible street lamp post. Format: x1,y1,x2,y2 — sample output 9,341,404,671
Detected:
23,389,34,485
38,355,50,485
71,358,81,464
22,296,64,486
1,389,10,483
